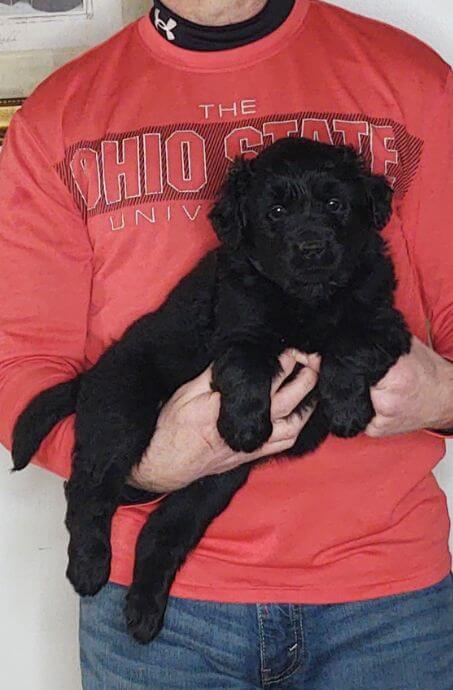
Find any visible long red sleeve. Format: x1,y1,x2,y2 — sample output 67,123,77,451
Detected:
403,70,453,361
400,70,453,437
0,111,93,478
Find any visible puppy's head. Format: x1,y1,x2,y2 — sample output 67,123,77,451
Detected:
210,137,393,301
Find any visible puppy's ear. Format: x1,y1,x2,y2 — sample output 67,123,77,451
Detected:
209,157,253,249
365,174,394,231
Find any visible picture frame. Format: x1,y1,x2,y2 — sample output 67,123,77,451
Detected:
0,0,149,97
0,2,148,143
0,1,89,21
0,0,125,53
0,96,23,147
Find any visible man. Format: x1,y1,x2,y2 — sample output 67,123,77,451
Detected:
0,0,452,687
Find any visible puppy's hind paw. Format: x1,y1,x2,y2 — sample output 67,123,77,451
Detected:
66,541,111,597
125,585,167,644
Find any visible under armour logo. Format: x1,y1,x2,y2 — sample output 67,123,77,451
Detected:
154,8,178,42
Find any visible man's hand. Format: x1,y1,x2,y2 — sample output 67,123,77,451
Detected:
366,336,453,438
128,350,321,493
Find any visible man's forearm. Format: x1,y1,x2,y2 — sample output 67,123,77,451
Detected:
366,337,453,438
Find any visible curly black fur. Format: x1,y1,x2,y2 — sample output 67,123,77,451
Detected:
12,137,411,643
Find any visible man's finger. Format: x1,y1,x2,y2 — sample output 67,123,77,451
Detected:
270,350,298,395
365,415,392,438
271,367,318,420
269,405,316,444
294,351,322,373
174,364,215,403
239,407,316,464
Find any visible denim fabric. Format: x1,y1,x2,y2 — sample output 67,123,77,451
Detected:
80,574,453,689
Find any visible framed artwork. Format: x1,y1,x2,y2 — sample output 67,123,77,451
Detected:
0,2,148,144
0,96,23,148
0,0,124,52
0,0,149,96
0,1,87,17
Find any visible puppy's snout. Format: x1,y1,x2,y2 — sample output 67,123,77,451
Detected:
298,240,326,258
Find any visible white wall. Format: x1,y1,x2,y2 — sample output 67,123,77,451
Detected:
0,2,452,689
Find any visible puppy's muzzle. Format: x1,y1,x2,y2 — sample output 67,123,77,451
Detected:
298,240,326,260
291,231,340,273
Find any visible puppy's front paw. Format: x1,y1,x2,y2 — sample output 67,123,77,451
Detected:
217,402,272,453
66,538,111,597
125,585,167,644
328,397,374,438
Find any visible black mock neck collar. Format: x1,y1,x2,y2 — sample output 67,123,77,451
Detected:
150,0,296,52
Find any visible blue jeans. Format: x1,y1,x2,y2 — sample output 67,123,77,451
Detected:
80,574,453,689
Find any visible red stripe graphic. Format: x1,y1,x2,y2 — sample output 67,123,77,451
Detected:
55,111,423,221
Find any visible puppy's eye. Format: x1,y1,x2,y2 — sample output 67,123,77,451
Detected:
326,198,343,212
268,205,288,221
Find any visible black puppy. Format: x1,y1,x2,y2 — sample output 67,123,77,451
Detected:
12,137,410,644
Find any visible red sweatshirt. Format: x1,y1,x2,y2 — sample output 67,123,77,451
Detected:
0,0,451,604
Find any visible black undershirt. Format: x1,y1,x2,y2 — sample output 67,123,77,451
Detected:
150,0,296,51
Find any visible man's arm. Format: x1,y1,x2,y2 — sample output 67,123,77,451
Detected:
366,68,453,438
0,109,92,477
365,337,453,437
128,351,321,493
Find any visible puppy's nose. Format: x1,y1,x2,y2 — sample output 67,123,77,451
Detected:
299,240,326,258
